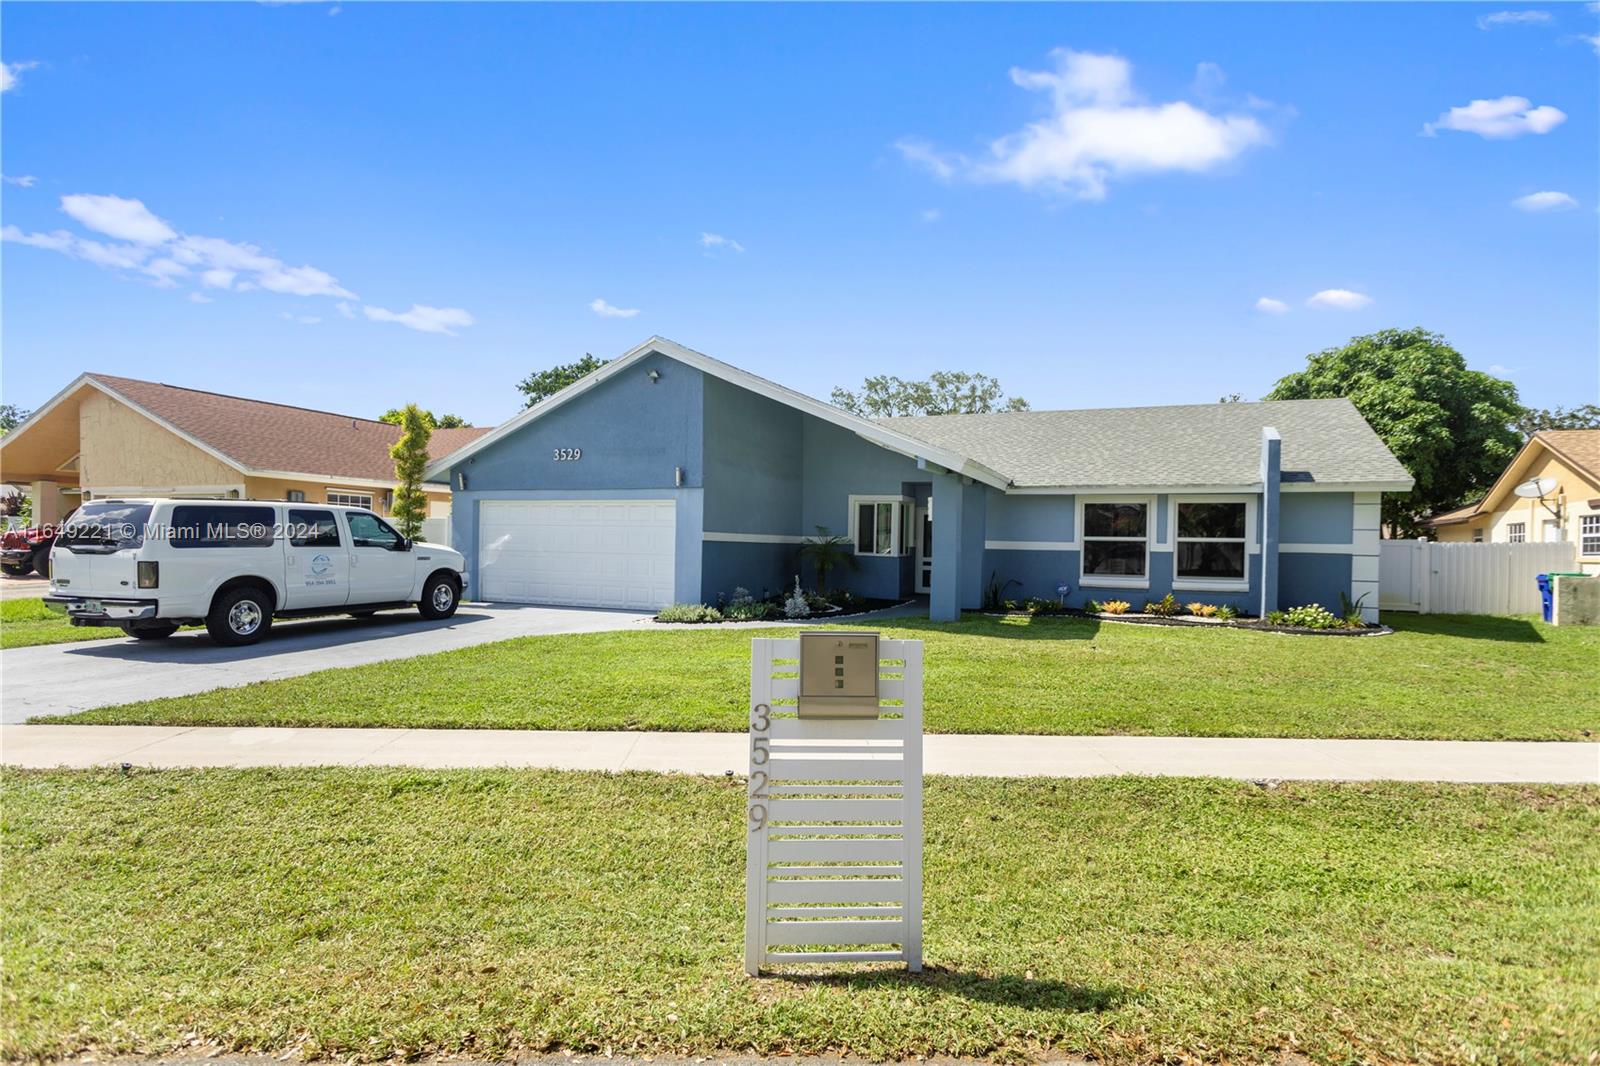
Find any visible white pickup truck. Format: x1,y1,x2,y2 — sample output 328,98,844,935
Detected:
44,498,468,646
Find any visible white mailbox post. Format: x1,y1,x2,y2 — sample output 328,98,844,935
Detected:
744,634,924,975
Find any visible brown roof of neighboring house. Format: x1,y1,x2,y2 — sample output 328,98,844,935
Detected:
1425,428,1600,527
87,374,492,483
1537,429,1600,483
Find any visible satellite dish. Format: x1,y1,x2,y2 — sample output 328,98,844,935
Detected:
1514,477,1559,499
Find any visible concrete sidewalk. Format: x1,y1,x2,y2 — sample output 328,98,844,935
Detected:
4,725,1596,783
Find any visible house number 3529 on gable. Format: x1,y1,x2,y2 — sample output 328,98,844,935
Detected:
552,448,582,461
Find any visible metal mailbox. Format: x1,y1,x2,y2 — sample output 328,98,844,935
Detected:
796,630,880,718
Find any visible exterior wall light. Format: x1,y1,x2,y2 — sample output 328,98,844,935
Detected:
647,368,661,383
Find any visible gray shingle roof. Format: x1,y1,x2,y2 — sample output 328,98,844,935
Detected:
877,398,1412,490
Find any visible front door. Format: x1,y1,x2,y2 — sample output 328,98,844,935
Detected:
914,505,933,593
282,508,349,609
344,511,416,603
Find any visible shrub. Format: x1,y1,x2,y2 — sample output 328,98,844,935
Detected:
1100,600,1131,615
783,576,811,619
1144,593,1182,617
1214,604,1238,622
1084,599,1103,614
825,587,864,609
1023,597,1066,615
1186,602,1219,618
983,572,1022,611
1265,610,1288,626
656,603,723,623
1282,604,1341,630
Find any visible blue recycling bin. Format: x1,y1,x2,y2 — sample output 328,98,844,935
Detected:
1536,573,1553,622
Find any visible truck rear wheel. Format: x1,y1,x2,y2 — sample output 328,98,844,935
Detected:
30,545,50,577
207,585,274,646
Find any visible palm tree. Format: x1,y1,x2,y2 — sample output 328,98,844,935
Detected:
797,526,855,593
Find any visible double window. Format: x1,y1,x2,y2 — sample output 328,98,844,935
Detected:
1581,515,1600,556
1507,522,1526,543
849,496,914,556
327,490,374,509
1080,500,1149,586
1175,501,1249,585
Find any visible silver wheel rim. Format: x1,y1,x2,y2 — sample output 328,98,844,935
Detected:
431,583,454,611
228,600,263,635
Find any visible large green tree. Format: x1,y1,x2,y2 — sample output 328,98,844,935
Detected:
1267,328,1522,538
831,371,1030,417
387,404,432,540
379,408,466,429
518,354,608,408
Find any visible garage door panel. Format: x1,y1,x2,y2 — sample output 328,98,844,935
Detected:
479,500,676,609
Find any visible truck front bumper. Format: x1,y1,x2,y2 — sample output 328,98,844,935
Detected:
1,548,35,565
43,596,159,627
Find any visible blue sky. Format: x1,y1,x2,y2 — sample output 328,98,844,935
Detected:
3,2,1596,426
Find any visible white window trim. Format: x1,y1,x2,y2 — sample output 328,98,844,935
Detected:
1078,495,1153,590
327,489,375,509
1507,521,1526,544
1581,513,1600,558
1170,495,1255,592
847,495,914,557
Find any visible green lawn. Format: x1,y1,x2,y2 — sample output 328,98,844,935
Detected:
3,769,1594,1064
0,597,119,649
54,613,1600,740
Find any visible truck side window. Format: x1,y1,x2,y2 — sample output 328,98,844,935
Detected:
170,505,277,549
347,512,401,549
287,509,341,548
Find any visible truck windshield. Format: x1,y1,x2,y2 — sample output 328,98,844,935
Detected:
58,502,154,551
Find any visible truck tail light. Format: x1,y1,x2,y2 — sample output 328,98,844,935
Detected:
137,561,159,589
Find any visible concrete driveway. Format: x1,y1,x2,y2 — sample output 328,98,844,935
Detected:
2,603,652,723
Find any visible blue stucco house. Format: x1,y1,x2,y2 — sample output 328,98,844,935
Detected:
426,338,1412,623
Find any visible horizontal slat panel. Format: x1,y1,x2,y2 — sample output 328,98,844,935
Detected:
768,798,904,821
766,678,907,701
768,864,903,877
764,949,904,965
770,825,902,837
767,758,907,782
767,784,904,796
768,718,908,740
769,838,905,862
768,905,903,918
770,741,904,755
768,878,906,904
764,919,904,946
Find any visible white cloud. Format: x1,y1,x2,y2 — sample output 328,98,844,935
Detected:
1,60,39,94
1,225,149,270
335,301,356,319
1422,96,1566,138
363,303,474,335
187,292,213,304
1254,296,1289,314
589,297,640,318
1512,190,1578,211
920,208,942,222
1307,288,1373,310
1487,363,1517,376
2,174,37,188
700,232,745,253
279,311,323,326
200,267,236,289
899,49,1272,200
1477,10,1552,27
60,193,178,244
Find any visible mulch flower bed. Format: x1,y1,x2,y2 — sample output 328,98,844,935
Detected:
984,607,1392,636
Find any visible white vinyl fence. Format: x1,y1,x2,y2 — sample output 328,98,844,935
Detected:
416,517,451,546
1380,539,1576,615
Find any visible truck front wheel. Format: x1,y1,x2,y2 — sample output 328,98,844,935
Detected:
418,573,460,620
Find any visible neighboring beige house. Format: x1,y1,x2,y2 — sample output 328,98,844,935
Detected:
1428,429,1600,573
0,373,490,525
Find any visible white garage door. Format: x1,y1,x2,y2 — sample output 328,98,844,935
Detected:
478,499,676,609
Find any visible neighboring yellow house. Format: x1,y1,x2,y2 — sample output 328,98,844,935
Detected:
0,373,490,526
1428,429,1600,573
